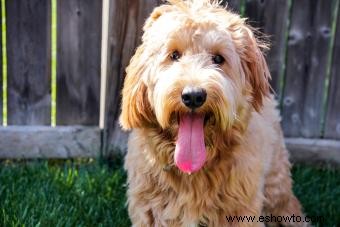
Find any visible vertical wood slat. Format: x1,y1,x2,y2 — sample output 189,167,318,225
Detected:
325,6,340,139
6,0,51,125
282,0,335,138
0,1,2,125
244,0,290,97
57,0,102,125
104,0,162,152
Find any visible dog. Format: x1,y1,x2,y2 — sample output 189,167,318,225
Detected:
120,1,306,226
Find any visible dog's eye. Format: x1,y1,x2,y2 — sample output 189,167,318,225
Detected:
170,50,181,61
212,54,225,65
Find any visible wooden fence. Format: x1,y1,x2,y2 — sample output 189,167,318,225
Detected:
0,0,339,164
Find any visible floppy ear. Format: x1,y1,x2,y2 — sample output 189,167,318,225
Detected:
240,25,271,112
143,4,173,30
119,46,155,130
120,5,174,130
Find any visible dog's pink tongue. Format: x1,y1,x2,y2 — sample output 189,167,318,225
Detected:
175,113,206,173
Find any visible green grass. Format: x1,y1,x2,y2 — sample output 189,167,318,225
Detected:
0,158,130,227
292,164,340,227
0,160,339,227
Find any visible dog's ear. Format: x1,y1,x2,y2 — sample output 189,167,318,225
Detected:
143,5,173,30
239,25,271,112
120,4,173,130
120,46,155,130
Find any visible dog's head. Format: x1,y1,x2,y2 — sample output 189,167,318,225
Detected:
120,0,270,173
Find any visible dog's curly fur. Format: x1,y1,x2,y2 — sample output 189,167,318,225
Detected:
120,1,306,226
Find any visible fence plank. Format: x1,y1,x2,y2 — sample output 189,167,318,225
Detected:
0,126,100,158
286,138,340,166
57,0,102,125
244,0,289,97
325,7,340,139
0,1,2,125
104,0,161,153
6,0,51,125
282,0,335,138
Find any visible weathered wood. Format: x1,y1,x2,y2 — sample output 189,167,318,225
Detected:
0,1,2,125
220,0,241,12
2,129,340,165
57,0,102,125
244,0,289,97
286,138,340,166
6,0,51,125
282,0,335,138
325,7,340,139
104,0,161,153
0,126,100,158
244,0,266,29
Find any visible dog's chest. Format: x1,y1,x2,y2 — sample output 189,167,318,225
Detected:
151,171,236,226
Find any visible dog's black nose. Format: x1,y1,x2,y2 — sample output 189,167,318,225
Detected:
181,86,207,109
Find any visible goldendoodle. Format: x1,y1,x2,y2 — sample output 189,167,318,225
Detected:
120,1,306,226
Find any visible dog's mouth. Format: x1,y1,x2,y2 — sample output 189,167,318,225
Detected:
173,112,212,126
174,112,207,174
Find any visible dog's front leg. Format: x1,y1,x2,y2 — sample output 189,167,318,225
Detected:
223,193,266,227
127,201,154,227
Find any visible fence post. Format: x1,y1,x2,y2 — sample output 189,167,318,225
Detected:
325,3,340,139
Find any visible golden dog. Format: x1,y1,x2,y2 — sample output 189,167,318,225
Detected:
120,1,306,226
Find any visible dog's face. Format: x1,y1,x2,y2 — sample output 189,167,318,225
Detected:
120,0,270,173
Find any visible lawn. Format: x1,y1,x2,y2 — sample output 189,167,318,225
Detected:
0,157,339,227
